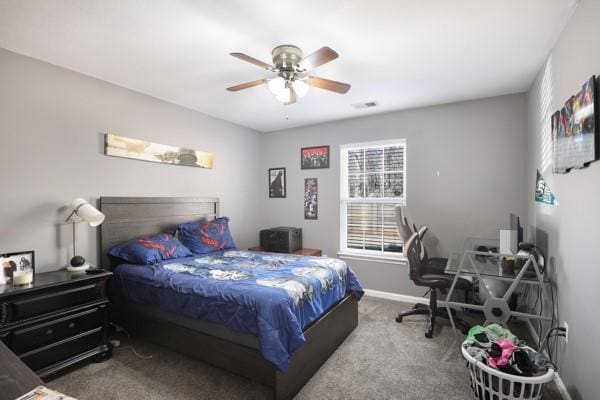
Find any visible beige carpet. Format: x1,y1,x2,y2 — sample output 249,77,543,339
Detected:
49,297,562,399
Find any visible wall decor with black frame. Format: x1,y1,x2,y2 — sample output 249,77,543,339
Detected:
304,178,318,220
1,250,34,286
551,75,599,173
268,167,286,198
301,145,330,169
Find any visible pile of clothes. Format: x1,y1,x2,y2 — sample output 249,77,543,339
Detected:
463,324,555,377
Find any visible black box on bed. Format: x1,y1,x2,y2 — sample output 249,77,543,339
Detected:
260,227,302,253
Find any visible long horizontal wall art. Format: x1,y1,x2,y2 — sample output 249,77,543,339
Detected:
104,133,214,169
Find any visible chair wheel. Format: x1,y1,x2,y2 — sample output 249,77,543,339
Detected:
425,331,433,338
395,315,403,323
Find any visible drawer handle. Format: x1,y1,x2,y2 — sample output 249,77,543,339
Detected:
68,322,76,329
45,329,53,335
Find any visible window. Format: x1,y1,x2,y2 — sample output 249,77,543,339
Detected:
339,139,406,259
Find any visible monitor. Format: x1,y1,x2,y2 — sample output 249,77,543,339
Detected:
510,213,523,245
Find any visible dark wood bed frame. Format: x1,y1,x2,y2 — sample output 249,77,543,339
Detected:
99,197,358,400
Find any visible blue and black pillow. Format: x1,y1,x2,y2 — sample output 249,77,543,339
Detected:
109,233,192,265
178,217,236,254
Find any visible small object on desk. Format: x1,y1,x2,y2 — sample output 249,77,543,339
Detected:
500,257,515,275
85,268,106,275
248,246,322,257
70,255,87,268
12,271,34,286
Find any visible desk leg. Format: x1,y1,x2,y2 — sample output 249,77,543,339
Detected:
445,253,467,335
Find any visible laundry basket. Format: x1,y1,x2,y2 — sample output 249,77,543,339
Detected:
461,344,554,400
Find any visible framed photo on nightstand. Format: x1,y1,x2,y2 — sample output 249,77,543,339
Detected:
1,250,34,285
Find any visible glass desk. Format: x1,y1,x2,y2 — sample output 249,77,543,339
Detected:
445,251,550,284
444,250,552,340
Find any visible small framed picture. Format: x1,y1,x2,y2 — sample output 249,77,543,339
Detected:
304,178,318,220
301,145,330,169
268,167,286,198
1,250,34,286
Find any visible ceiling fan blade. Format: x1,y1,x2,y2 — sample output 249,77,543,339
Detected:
226,79,266,92
285,86,298,105
230,52,274,70
308,76,351,94
297,47,339,71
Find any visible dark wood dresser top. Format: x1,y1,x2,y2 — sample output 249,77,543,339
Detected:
0,270,112,297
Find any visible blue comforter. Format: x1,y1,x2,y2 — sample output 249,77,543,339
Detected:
112,250,363,371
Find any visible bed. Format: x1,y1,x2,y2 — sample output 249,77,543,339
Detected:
99,196,363,400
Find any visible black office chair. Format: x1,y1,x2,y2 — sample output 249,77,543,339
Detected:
395,232,472,338
395,207,447,274
414,225,448,275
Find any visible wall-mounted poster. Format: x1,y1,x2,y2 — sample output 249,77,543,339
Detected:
301,145,330,169
269,168,286,198
105,133,213,169
551,76,598,173
304,178,318,219
1,251,34,285
535,170,557,205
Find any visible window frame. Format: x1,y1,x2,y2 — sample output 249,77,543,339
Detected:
338,138,407,261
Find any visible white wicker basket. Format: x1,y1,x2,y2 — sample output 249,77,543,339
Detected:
461,344,554,400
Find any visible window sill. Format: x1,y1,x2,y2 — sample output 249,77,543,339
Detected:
337,251,407,266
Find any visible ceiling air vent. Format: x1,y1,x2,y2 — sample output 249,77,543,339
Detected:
352,101,378,109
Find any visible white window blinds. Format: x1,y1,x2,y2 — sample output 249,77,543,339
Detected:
340,140,406,256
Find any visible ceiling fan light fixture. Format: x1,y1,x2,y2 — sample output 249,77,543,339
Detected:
276,87,291,103
267,77,286,95
292,80,309,98
228,45,350,103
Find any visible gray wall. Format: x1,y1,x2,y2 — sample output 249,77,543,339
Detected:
0,48,262,272
526,1,600,398
260,94,529,295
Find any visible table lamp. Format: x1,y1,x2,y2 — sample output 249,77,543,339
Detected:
65,198,105,272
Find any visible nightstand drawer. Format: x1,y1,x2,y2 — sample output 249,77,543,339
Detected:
11,284,100,321
20,328,103,372
11,306,106,355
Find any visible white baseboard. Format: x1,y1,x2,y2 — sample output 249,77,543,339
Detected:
366,289,572,400
363,289,427,304
363,288,449,308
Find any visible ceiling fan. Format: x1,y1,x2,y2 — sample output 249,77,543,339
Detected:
226,45,351,105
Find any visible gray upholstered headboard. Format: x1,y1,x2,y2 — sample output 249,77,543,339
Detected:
99,196,219,269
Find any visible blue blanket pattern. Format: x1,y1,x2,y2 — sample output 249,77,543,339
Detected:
112,250,363,371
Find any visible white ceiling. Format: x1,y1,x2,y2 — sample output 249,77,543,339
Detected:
0,0,577,132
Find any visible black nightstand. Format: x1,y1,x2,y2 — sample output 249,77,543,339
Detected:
0,270,112,378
